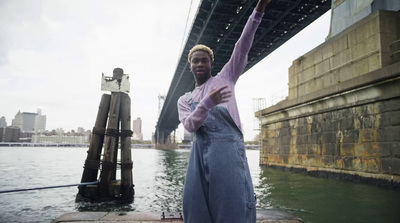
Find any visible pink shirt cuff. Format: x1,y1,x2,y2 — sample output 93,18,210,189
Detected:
202,95,216,110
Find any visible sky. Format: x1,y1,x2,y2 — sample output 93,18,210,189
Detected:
0,0,331,141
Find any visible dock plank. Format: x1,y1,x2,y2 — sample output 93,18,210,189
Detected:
52,210,303,223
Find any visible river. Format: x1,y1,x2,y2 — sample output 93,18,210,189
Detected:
0,147,399,223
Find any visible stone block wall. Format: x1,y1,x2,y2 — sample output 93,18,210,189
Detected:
260,77,400,184
288,10,400,102
259,10,400,186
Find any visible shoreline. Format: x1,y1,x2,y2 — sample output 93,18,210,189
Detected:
0,142,260,150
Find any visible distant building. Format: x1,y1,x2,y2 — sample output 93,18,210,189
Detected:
132,117,143,141
182,129,193,144
32,134,85,144
85,129,92,143
0,127,20,142
35,109,46,132
77,127,85,135
12,111,36,132
0,116,6,128
11,109,46,133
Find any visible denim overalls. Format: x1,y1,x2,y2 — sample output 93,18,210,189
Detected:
183,93,256,223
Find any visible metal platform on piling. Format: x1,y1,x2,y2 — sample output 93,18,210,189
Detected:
52,210,303,223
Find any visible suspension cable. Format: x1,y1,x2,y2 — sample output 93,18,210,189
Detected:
179,0,194,53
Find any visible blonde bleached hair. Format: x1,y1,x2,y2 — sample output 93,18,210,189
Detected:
188,44,214,63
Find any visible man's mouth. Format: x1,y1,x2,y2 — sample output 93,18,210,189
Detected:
197,70,205,75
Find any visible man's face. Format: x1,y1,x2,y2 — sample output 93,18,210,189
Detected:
190,50,213,86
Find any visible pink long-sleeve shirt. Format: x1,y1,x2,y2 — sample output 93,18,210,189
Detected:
178,9,263,133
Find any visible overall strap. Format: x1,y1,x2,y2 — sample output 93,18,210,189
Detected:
185,92,193,105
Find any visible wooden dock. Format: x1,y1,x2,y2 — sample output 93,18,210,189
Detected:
52,210,303,223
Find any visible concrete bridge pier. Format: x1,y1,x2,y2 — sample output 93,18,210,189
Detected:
154,128,172,145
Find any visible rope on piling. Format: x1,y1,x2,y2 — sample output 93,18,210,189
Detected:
121,162,133,170
105,128,119,137
120,130,133,138
92,127,106,135
84,159,101,169
0,181,98,194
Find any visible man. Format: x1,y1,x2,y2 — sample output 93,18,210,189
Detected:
177,0,271,222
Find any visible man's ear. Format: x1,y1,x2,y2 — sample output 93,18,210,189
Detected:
211,61,214,68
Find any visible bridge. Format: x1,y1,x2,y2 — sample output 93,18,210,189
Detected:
155,0,331,143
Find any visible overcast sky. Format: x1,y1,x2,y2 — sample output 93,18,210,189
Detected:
0,0,331,141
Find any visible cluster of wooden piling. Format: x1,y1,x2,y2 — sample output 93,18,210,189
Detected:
77,69,134,202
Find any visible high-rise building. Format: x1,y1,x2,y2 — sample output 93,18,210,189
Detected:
132,117,143,141
35,109,46,132
12,111,23,128
11,109,46,133
0,116,6,128
0,127,20,142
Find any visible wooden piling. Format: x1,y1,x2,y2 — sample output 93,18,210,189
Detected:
99,92,122,198
120,93,134,201
78,68,134,202
111,120,120,181
78,94,111,196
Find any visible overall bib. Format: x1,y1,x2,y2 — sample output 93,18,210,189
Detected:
183,96,256,223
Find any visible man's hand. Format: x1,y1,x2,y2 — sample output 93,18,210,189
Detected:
255,0,272,13
209,86,232,105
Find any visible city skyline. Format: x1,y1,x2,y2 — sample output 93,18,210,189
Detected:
1,109,87,134
1,110,146,138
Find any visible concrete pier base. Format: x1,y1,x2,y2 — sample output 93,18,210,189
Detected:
52,210,303,223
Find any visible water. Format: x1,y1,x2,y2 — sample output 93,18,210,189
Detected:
0,147,399,223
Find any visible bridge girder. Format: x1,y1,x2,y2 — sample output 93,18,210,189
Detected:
155,0,331,143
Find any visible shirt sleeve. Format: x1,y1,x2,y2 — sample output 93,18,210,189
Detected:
219,9,264,84
177,94,216,132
